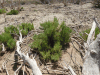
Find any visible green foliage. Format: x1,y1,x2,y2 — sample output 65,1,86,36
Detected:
0,23,34,51
5,23,34,37
4,25,19,37
19,23,34,36
0,33,12,44
93,0,100,8
95,27,100,38
7,39,16,50
7,9,19,15
31,18,72,62
0,9,6,14
80,27,100,41
0,32,16,50
20,7,24,11
60,22,72,47
0,44,2,51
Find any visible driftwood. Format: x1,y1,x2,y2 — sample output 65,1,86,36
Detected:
82,18,100,75
15,31,42,75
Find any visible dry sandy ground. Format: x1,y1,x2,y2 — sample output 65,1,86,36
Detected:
0,2,100,75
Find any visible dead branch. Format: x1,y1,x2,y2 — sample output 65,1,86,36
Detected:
15,30,42,75
63,61,76,75
71,41,84,58
2,43,5,51
82,18,100,75
87,20,96,46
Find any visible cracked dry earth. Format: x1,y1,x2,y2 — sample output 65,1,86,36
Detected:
0,2,100,75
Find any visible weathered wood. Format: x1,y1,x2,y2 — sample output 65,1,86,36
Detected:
15,31,42,75
82,19,100,75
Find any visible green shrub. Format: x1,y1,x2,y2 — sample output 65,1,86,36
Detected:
0,32,16,50
7,39,16,50
0,33,12,44
0,23,34,51
7,9,19,15
80,27,100,41
60,22,72,48
0,9,6,14
19,23,34,36
4,25,19,37
31,18,72,62
93,0,100,8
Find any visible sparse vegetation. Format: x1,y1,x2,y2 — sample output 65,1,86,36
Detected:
80,27,100,41
0,32,16,50
0,9,6,14
20,7,24,11
19,23,34,37
4,25,19,37
7,9,19,15
0,23,34,51
31,18,72,62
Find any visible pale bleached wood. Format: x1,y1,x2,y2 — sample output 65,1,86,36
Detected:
2,43,5,51
15,31,42,75
82,19,100,75
87,20,96,46
64,61,76,75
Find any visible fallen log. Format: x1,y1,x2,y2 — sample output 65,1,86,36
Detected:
82,18,100,75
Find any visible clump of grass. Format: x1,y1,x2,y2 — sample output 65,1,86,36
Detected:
0,9,6,14
79,27,100,41
31,18,72,62
7,9,19,15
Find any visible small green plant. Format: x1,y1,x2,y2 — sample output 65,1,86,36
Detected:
20,7,24,11
31,18,72,62
7,39,16,50
4,25,19,37
19,23,34,36
0,32,16,50
7,9,19,15
93,0,100,8
0,9,6,14
34,9,37,11
0,33,12,44
80,27,100,41
0,23,34,51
